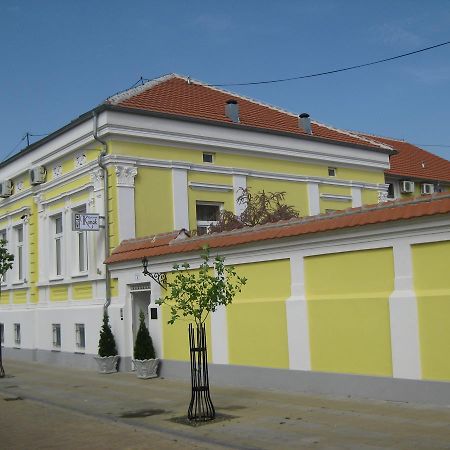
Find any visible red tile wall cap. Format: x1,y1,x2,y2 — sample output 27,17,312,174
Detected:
105,73,394,153
106,192,450,265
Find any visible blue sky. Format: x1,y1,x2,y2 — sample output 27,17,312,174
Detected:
1,0,450,161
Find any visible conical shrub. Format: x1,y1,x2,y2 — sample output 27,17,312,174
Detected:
98,311,118,357
134,311,155,360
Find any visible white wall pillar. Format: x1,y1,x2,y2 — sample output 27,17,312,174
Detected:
172,168,189,230
210,305,229,364
307,182,320,216
389,240,421,379
115,165,138,241
149,280,164,359
233,174,247,216
351,186,362,208
286,253,311,371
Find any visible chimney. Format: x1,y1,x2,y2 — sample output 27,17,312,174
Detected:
225,99,240,123
299,113,312,135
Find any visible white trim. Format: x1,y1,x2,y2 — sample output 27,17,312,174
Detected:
233,174,247,216
320,194,352,202
115,165,137,241
172,168,189,230
389,240,421,379
210,305,229,364
351,187,362,208
286,253,311,370
188,182,233,192
307,182,320,215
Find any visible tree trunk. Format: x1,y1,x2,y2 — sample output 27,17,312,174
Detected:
187,323,215,421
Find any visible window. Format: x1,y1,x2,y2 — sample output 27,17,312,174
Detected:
0,323,4,344
14,323,20,346
52,324,61,349
387,183,395,199
74,207,88,273
196,202,222,235
54,214,63,276
202,152,214,163
328,167,337,177
75,324,85,350
150,308,158,320
0,230,7,283
15,225,24,281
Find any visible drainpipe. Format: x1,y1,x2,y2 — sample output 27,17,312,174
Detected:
92,111,111,311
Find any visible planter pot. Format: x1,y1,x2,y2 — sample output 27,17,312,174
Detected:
133,358,160,379
94,355,119,374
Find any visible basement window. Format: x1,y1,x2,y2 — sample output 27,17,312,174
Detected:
52,324,61,349
14,323,21,346
196,202,222,235
328,167,337,177
75,323,85,350
202,153,214,163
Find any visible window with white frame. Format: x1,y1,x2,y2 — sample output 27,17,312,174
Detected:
75,323,85,350
52,324,61,349
14,323,20,346
53,214,63,276
0,323,4,344
196,202,222,235
73,206,88,273
15,225,24,281
0,230,7,283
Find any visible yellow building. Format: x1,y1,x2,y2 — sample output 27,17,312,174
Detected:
1,74,449,403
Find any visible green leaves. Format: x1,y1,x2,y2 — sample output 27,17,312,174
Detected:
157,248,247,326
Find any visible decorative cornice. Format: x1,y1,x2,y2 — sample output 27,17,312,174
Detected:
319,194,352,202
188,182,233,192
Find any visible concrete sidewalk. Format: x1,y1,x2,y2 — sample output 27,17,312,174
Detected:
0,359,449,450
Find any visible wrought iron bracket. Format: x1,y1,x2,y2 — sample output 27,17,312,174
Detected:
142,257,166,288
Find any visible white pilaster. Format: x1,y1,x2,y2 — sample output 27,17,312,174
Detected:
172,168,189,230
307,182,320,216
286,253,311,370
351,187,362,208
232,174,247,216
389,240,421,379
115,165,137,241
90,169,106,276
149,280,164,359
210,305,229,364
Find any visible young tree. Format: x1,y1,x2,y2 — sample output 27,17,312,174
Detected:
98,311,118,357
0,239,14,378
209,188,300,233
134,311,155,360
157,247,246,421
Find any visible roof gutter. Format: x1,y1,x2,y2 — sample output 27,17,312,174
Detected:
92,110,111,311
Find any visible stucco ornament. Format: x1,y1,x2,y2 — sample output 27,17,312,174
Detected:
115,165,138,187
378,190,389,203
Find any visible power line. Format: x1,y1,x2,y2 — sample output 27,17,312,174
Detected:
209,40,450,87
1,132,50,162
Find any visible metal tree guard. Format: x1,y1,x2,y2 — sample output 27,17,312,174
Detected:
188,323,215,421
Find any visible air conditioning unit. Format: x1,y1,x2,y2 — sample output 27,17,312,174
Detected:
400,180,414,193
29,166,47,185
0,180,13,198
421,183,434,195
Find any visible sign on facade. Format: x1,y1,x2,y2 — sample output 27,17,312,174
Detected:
72,213,100,231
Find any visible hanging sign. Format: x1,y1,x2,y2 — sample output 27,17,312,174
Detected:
72,213,100,231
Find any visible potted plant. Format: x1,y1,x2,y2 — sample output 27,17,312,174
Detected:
133,311,159,379
94,310,119,374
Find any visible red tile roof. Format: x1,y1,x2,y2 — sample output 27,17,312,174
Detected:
358,134,450,183
106,193,450,265
106,74,392,152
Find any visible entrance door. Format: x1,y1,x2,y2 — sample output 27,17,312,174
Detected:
131,291,151,351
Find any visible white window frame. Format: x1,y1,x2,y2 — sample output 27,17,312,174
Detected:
14,323,21,346
196,201,223,235
52,213,64,278
52,324,61,349
72,205,89,276
13,224,25,283
328,167,337,177
75,323,85,351
0,229,8,285
202,152,215,164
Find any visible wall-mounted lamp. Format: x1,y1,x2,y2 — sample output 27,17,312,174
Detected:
142,257,166,288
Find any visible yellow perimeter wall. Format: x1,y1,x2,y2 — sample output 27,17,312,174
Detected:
305,248,394,377
412,241,450,381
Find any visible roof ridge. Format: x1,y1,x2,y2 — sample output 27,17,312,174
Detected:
352,130,408,143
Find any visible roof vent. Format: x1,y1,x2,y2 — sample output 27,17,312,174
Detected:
299,113,312,135
225,99,240,123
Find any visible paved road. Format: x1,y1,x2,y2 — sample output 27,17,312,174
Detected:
0,359,449,449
